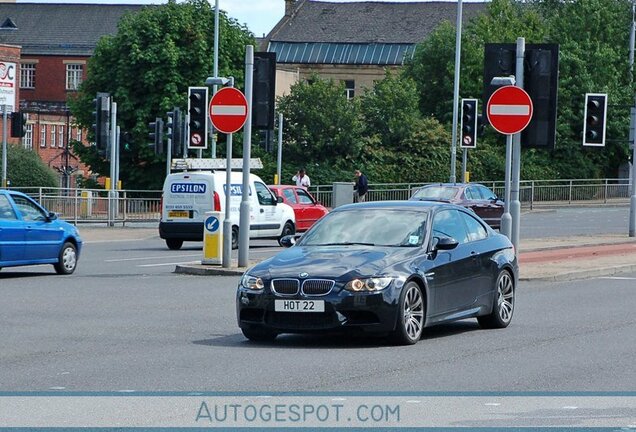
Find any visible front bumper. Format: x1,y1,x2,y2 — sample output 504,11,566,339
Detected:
236,284,400,334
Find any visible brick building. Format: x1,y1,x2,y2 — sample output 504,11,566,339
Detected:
0,3,144,188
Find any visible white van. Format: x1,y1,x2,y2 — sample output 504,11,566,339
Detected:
159,170,296,250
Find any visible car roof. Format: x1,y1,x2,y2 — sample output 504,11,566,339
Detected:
333,200,461,212
419,182,487,188
0,189,29,198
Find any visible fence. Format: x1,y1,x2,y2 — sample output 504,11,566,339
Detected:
8,187,161,225
310,178,633,210
7,178,633,225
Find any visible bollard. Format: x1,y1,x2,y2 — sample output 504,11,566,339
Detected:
202,211,223,265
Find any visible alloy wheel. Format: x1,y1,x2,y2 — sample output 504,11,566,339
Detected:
402,285,424,340
497,271,514,323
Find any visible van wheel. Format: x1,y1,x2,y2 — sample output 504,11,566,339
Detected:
232,226,239,250
166,239,183,250
278,221,295,246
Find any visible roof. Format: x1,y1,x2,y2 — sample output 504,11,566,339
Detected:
270,41,415,65
0,3,146,56
268,0,488,44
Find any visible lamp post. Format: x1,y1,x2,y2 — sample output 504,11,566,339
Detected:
449,0,463,183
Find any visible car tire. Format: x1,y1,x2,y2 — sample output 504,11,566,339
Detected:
232,226,239,250
278,221,295,246
241,328,278,342
166,239,183,250
54,242,78,275
478,269,514,329
390,281,425,345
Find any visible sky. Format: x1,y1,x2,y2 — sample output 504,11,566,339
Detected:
16,0,480,39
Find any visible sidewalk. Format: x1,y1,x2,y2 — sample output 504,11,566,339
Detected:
76,226,636,282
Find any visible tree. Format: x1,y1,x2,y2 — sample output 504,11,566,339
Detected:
1,144,58,188
69,0,254,190
276,76,364,185
403,0,634,181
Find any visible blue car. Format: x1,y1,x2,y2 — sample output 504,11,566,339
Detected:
0,190,82,274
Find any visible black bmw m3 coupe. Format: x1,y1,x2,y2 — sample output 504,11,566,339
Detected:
236,200,518,345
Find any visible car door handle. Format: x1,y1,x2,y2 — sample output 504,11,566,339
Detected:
260,209,264,213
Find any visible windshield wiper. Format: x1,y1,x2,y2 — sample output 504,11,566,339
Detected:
313,242,376,246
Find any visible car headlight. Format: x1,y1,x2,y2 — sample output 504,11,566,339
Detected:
345,276,403,292
240,273,264,291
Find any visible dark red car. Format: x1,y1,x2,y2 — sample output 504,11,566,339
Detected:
268,185,329,231
410,183,504,229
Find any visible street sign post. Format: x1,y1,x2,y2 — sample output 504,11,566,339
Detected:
487,85,533,135
209,87,248,134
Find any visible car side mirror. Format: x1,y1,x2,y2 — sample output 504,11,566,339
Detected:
279,234,300,248
276,196,283,204
434,236,458,251
46,212,58,222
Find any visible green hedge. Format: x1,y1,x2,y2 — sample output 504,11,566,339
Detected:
1,144,59,188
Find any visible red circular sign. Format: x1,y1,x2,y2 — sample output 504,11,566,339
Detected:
486,86,533,135
209,87,248,134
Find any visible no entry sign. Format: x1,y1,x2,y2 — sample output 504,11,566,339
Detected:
486,86,533,135
209,87,248,134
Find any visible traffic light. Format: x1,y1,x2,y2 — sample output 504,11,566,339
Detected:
188,87,208,149
10,111,27,138
120,131,133,152
92,92,110,152
583,93,607,147
166,107,182,154
460,99,478,149
148,117,164,154
253,51,277,130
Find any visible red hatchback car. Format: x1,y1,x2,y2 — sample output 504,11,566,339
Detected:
410,183,504,229
268,185,329,232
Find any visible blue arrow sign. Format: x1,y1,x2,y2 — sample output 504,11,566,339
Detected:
205,216,220,233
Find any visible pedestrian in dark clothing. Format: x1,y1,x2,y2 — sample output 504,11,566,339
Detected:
354,169,368,202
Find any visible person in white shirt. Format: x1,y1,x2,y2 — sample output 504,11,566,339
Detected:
292,168,311,188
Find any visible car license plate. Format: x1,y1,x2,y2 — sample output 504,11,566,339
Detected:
274,299,324,313
168,210,189,218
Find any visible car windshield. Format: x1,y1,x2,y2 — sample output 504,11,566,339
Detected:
297,209,428,247
412,186,458,200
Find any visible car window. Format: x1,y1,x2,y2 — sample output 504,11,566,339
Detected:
465,186,481,200
478,185,497,200
298,209,428,247
282,188,297,204
412,186,458,200
254,182,275,206
431,209,469,244
10,195,47,221
296,188,314,205
459,211,488,242
0,195,17,220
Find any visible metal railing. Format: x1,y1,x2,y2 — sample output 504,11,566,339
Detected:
6,178,633,225
8,187,161,225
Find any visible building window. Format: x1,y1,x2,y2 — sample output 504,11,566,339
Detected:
76,127,82,142
50,125,56,147
58,125,65,148
344,80,355,99
24,124,33,150
20,63,36,89
65,64,83,90
40,125,47,147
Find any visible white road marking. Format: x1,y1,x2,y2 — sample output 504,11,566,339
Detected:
489,104,530,116
406,400,421,404
117,390,136,393
331,398,347,401
106,254,200,262
211,105,246,116
485,403,501,406
598,277,636,280
137,261,198,268
562,406,578,410
49,386,66,390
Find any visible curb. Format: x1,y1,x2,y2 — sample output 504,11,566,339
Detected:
174,264,250,276
520,263,636,282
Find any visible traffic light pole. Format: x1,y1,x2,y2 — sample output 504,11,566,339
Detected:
109,101,117,226
500,134,513,240
449,0,463,183
239,46,254,268
1,105,7,188
510,37,525,252
461,149,467,182
277,113,283,185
